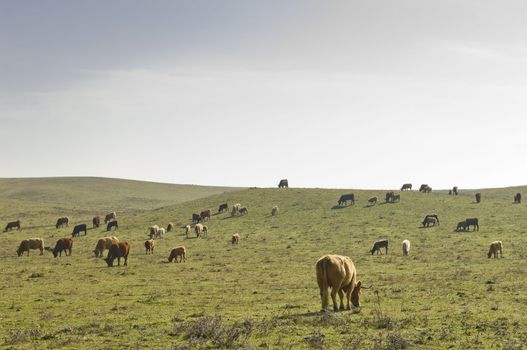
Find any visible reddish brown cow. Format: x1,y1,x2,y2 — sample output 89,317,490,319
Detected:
46,238,73,257
105,242,130,267
5,220,21,232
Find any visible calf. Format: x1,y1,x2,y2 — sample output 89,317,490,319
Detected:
105,242,130,267
72,224,87,237
168,246,186,263
145,239,155,254
232,233,240,244
368,197,377,206
370,239,388,255
488,241,503,258
422,216,437,227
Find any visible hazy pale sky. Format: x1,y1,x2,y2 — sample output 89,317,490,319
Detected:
2,1,527,189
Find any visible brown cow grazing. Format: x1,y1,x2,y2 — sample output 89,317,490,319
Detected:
93,236,119,257
104,212,117,224
5,220,21,232
368,197,377,206
105,242,130,267
92,216,101,228
231,233,240,244
475,192,481,203
401,183,412,191
278,179,289,188
465,218,479,231
200,210,211,221
167,222,174,232
316,255,362,312
145,239,155,254
456,221,468,231
185,224,191,238
46,238,73,257
168,246,186,263
488,241,503,258
514,193,522,204
55,217,69,229
17,238,44,256
370,239,389,254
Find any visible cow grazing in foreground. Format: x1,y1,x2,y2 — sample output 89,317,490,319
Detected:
402,240,410,256
104,212,116,224
278,179,289,188
4,220,21,232
72,224,87,237
192,213,201,223
185,224,191,238
147,225,159,239
475,192,481,203
514,193,522,204
168,246,186,263
401,183,412,191
17,238,44,256
46,237,73,257
423,214,440,226
55,217,69,229
105,242,130,267
465,218,479,231
155,227,165,239
456,221,468,231
145,239,155,254
271,206,279,216
488,241,503,259
370,239,389,255
232,233,240,244
200,210,211,221
316,254,363,312
93,236,119,257
338,194,355,206
385,191,395,203
92,216,101,228
367,197,377,206
231,203,242,217
218,203,228,213
422,216,437,227
106,220,118,231
167,222,174,232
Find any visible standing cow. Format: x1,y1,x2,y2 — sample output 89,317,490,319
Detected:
72,224,87,237
278,179,289,188
475,193,481,203
16,238,44,256
218,203,229,213
400,183,412,191
514,193,522,204
92,216,101,228
4,220,21,232
338,194,355,206
105,242,130,267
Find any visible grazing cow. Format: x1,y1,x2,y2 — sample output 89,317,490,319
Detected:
218,203,229,213
338,194,355,206
367,197,377,206
316,254,362,312
192,213,201,223
93,236,119,257
195,224,204,238
392,194,401,203
4,220,21,232
17,238,44,256
453,186,458,195
231,203,241,217
456,221,468,231
425,186,432,193
105,242,130,267
271,206,279,216
423,214,440,226
401,183,412,191
92,216,101,228
419,184,429,192
385,191,395,203
514,193,522,204
167,222,174,232
155,227,165,239
144,239,155,254
55,217,69,229
72,224,87,237
465,218,479,231
185,224,191,238
402,240,410,256
168,246,186,262
232,233,240,244
104,212,117,224
46,237,73,257
370,239,389,255
106,220,118,231
488,241,503,259
278,179,289,188
239,207,248,215
147,225,159,239
475,193,481,203
200,210,211,221
422,216,437,227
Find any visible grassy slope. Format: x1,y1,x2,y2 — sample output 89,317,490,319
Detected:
1,185,527,349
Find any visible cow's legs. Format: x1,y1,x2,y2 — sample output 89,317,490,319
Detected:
330,288,339,311
124,256,128,266
338,289,345,310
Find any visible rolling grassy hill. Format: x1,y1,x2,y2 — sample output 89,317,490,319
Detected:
1,182,527,349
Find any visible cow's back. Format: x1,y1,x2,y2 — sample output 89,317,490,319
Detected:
316,255,355,290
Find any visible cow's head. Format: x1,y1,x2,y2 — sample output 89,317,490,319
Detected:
16,248,22,257
351,281,362,308
105,257,115,267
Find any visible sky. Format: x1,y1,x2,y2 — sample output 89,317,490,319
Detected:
1,0,527,189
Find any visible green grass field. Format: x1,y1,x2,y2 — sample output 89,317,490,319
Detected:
1,178,526,349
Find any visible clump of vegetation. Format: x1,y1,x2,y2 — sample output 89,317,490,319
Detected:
5,327,41,345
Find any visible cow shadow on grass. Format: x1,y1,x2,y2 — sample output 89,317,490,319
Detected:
331,205,352,210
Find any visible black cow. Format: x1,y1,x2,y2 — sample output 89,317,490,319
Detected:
453,186,458,195
72,224,87,237
422,214,440,226
475,193,481,203
338,194,355,206
370,239,389,255
401,183,412,191
192,213,201,224
514,193,522,204
218,203,228,213
465,218,479,231
278,179,289,188
107,220,118,231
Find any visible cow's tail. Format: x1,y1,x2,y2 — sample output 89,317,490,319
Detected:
316,258,329,311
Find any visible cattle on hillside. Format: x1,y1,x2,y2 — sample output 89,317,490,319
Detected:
465,218,479,231
392,194,401,203
92,216,101,228
72,224,87,237
4,220,21,232
278,179,289,188
338,194,355,206
401,183,412,191
239,207,248,216
185,224,191,238
370,239,389,255
155,227,165,239
422,214,440,226
192,213,201,223
422,216,437,227
488,241,503,258
147,225,159,239
453,186,458,195
17,238,44,256
145,239,155,254
315,254,362,312
105,242,130,267
93,236,119,257
200,210,211,221
419,184,429,192
46,238,73,257
106,220,118,231
195,224,204,238
218,203,228,213
55,217,69,229
168,246,186,263
104,212,116,224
